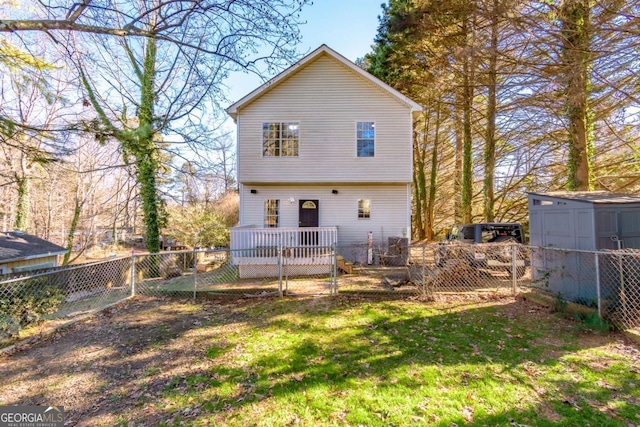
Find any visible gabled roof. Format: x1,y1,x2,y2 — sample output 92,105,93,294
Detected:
529,191,640,204
226,44,423,122
0,231,67,263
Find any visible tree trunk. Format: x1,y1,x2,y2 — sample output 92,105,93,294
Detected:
461,18,475,223
138,154,161,252
63,195,81,265
45,177,54,240
453,103,464,225
413,138,426,240
426,101,441,240
562,0,593,191
484,0,499,222
14,176,30,231
136,37,163,253
413,115,428,240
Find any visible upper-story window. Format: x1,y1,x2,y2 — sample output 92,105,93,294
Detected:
263,122,299,157
356,121,375,157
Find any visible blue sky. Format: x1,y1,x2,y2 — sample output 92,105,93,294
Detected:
225,0,383,104
296,0,382,66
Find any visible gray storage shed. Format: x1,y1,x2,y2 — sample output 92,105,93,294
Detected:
527,191,640,306
529,191,640,250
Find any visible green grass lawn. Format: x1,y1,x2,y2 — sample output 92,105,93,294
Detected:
148,296,640,427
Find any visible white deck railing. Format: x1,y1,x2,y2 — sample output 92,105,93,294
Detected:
230,226,338,260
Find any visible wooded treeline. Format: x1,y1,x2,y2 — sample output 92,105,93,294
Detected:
2,0,639,253
364,0,640,240
0,0,310,259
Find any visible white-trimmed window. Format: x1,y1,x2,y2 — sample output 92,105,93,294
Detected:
264,199,280,228
263,122,299,156
356,121,375,157
358,199,371,219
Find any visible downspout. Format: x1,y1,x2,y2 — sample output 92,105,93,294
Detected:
236,115,243,226
406,184,411,239
408,111,416,241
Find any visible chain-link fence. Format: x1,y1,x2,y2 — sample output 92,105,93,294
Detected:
0,247,339,344
337,242,526,297
0,257,133,342
134,247,338,297
528,246,640,329
2,243,640,345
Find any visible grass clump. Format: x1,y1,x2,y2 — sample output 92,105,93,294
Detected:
575,312,612,333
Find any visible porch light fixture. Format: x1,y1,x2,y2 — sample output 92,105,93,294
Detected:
332,189,338,194
250,189,257,194
288,197,295,204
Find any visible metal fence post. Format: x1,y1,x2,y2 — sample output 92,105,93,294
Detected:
278,242,283,297
619,252,627,316
422,245,426,297
511,242,517,295
193,247,198,301
333,244,338,295
595,252,602,319
131,251,136,297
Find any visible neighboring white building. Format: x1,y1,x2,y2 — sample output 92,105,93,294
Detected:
227,45,421,267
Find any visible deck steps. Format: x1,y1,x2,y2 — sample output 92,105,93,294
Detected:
337,255,357,274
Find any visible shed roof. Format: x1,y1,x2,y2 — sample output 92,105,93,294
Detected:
226,44,423,122
0,231,67,263
529,191,640,204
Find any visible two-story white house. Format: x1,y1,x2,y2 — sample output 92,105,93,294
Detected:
227,45,421,274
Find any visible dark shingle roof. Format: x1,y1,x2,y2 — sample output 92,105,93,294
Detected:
0,231,67,263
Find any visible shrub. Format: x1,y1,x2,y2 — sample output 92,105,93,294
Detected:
553,292,568,314
0,277,65,339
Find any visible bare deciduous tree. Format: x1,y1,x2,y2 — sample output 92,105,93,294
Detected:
2,0,310,252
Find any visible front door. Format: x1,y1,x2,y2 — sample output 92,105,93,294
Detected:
299,200,319,227
299,200,319,246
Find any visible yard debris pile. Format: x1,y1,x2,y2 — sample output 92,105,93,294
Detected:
426,259,481,290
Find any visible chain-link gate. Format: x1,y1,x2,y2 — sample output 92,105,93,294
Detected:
132,246,338,297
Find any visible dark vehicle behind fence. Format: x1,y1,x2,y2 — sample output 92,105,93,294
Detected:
437,223,528,277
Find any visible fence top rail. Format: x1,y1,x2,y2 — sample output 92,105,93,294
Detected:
406,242,640,257
230,245,336,251
0,255,131,286
136,249,201,255
527,245,640,256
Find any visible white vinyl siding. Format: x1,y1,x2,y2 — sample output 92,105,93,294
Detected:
237,54,412,184
241,184,408,246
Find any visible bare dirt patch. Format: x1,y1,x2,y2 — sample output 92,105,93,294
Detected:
0,296,238,426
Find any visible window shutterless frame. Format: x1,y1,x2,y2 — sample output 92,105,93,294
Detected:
358,199,371,219
262,122,299,157
264,199,280,227
356,121,375,157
